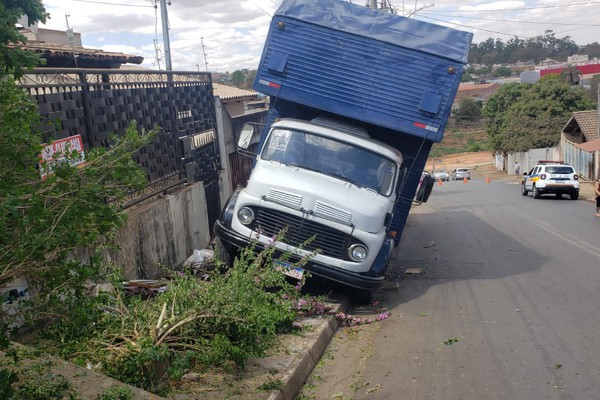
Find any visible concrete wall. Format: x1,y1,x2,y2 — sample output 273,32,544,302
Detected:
506,146,561,175
107,182,211,279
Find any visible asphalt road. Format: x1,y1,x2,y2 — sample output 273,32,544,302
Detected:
301,177,600,400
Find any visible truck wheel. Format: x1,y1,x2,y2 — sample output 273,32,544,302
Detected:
521,183,528,196
214,237,233,267
555,193,562,199
570,192,579,200
533,185,541,199
350,289,373,305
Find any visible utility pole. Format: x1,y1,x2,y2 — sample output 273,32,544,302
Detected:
201,37,209,72
65,14,78,68
369,0,377,9
159,0,172,70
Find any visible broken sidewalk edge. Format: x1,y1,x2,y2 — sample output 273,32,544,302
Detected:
267,295,350,400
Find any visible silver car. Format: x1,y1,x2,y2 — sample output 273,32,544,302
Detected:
451,168,470,180
432,169,449,181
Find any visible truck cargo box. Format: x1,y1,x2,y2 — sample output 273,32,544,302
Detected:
254,0,473,143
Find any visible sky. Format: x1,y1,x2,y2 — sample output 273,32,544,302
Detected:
38,0,600,73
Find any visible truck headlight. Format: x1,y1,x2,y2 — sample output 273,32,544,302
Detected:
219,189,240,226
348,244,368,262
237,207,255,225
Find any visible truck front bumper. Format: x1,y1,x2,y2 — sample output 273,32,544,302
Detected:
214,220,386,291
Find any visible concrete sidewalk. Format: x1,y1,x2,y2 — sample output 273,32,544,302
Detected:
171,295,351,400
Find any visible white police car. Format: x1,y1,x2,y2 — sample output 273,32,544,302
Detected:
521,161,579,200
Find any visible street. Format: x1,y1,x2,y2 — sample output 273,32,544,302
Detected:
301,175,600,400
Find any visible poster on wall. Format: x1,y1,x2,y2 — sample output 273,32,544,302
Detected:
39,135,86,179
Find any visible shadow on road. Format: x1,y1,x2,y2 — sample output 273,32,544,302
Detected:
384,208,546,308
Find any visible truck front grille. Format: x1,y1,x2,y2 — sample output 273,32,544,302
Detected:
252,207,352,259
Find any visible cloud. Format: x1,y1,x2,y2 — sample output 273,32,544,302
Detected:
458,1,526,12
39,0,600,73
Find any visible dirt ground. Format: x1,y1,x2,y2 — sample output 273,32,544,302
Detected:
425,151,493,171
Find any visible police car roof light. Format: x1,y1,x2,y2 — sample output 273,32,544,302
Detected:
537,160,564,164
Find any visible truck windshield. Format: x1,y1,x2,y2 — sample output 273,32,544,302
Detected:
261,128,397,196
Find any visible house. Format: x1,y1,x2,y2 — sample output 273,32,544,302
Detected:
562,110,599,144
212,83,262,117
454,82,500,104
16,21,143,68
561,110,600,180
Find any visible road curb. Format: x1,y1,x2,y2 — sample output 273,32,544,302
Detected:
267,297,350,400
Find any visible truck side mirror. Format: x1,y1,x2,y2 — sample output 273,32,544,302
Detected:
415,174,435,203
238,123,261,150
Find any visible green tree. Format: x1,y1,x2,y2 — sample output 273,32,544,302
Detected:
484,76,595,153
452,98,482,122
0,0,49,77
493,66,512,78
586,74,600,102
241,69,256,90
483,82,529,153
0,0,157,336
475,66,490,77
231,70,245,87
0,78,156,302
581,42,600,59
461,71,473,83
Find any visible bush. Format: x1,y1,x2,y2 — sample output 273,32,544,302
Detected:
37,242,312,393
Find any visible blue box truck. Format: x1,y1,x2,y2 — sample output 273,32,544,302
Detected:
214,0,472,301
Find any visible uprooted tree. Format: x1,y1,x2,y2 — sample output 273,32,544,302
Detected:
483,75,596,154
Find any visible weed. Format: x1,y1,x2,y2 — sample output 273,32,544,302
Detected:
443,337,461,345
258,378,283,391
97,386,134,400
12,361,80,400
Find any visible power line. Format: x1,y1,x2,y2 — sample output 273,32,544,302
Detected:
251,1,274,17
421,11,600,28
420,14,534,39
421,14,596,41
428,1,600,13
73,0,154,7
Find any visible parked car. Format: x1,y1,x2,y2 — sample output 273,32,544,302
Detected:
451,168,470,180
432,169,449,181
521,161,579,200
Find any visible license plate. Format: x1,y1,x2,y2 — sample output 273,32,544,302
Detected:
274,260,304,280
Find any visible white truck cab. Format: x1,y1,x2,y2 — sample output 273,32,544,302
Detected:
214,118,404,296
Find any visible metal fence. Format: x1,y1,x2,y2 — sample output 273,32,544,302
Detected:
563,139,595,180
18,68,221,225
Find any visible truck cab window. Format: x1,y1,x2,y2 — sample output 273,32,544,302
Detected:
261,128,397,196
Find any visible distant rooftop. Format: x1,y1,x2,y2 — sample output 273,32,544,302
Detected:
563,110,599,142
23,40,143,68
16,24,143,69
212,83,259,100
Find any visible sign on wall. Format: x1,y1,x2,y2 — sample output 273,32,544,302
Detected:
39,135,86,179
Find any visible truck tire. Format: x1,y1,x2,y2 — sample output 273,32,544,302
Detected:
521,183,528,196
570,192,579,200
214,237,233,267
533,185,541,199
350,289,373,305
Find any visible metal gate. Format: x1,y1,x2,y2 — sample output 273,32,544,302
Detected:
564,139,595,180
18,68,220,208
